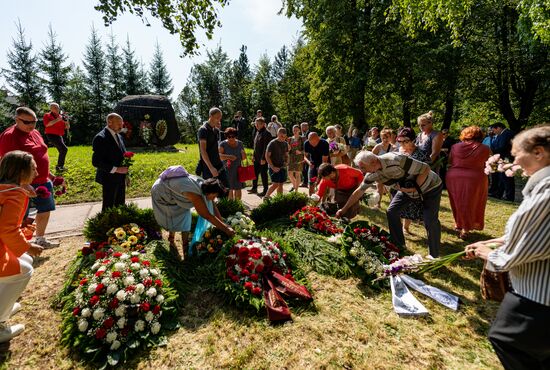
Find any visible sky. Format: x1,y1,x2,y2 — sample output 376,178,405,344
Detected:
0,0,303,100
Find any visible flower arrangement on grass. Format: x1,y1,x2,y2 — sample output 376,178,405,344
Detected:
223,237,312,320
107,223,147,251
290,206,343,235
342,220,402,283
195,228,226,255
63,248,177,367
52,176,67,196
226,212,255,236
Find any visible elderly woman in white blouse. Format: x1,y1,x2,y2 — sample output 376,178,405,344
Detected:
465,124,550,370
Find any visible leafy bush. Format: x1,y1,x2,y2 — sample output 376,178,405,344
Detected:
83,203,161,242
250,192,308,226
216,198,246,218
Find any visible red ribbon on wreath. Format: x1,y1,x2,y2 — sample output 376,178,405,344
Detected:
263,271,312,322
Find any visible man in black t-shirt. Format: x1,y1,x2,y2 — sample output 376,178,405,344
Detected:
248,117,272,196
300,122,310,187
197,107,229,188
304,132,329,195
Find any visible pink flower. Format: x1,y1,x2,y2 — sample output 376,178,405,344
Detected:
35,186,51,199
123,152,134,158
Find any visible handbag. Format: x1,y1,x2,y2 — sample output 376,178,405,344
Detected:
479,262,511,302
238,160,256,182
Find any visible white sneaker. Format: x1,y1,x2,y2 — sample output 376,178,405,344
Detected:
10,302,21,317
0,322,25,343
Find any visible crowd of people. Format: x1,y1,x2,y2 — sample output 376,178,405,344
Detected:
0,104,548,369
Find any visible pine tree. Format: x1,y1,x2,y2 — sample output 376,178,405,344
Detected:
137,58,150,94
250,54,274,116
105,33,125,104
149,41,173,96
63,65,92,144
122,36,141,95
4,20,43,112
39,24,70,105
82,25,108,131
228,45,252,116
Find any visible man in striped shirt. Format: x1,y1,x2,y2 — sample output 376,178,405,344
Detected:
337,151,443,257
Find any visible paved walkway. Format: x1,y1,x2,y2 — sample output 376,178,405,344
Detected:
47,183,309,239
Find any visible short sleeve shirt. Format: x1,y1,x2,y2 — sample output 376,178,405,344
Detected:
198,122,222,169
266,139,289,168
43,112,66,136
304,139,330,167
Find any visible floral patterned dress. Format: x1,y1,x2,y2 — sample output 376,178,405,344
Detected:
288,136,304,172
400,149,431,220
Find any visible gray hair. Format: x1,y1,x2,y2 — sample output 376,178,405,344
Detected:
354,150,378,167
49,102,60,109
106,113,123,125
209,107,222,117
325,125,336,134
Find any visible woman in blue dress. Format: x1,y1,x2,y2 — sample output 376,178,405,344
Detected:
151,167,234,258
219,127,247,200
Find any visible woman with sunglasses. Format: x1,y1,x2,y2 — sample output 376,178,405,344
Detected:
396,127,431,235
416,111,444,166
219,127,247,200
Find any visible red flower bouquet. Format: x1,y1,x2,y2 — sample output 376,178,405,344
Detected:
122,152,135,167
52,176,67,196
290,206,343,235
35,185,51,199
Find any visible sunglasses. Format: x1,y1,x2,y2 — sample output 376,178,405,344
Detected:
17,117,38,125
397,139,411,144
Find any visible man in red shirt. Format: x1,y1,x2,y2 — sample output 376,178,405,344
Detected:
0,107,59,248
43,103,69,171
314,163,364,219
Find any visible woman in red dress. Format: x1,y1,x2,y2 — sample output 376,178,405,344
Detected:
446,126,491,239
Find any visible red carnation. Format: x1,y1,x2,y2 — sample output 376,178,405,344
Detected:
89,295,100,306
143,278,153,287
250,273,259,282
255,264,264,273
95,251,106,260
244,282,253,291
109,298,120,309
95,270,105,277
237,247,249,258
154,279,163,287
273,254,280,262
241,269,250,276
72,307,80,316
131,256,140,263
81,246,92,256
103,317,115,329
79,278,88,286
262,255,272,267
152,305,161,315
251,287,262,295
231,275,239,282
245,261,255,271
95,328,107,339
111,271,122,278
141,302,150,312
142,260,151,267
123,151,134,158
249,247,262,260
113,252,122,258
95,283,105,294
52,176,64,186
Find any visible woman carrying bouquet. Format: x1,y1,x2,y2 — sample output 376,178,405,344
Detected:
219,127,246,200
151,168,235,258
465,125,550,370
446,126,490,239
326,126,347,166
0,151,43,343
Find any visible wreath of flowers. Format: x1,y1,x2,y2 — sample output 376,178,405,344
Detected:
342,221,402,283
107,223,147,251
70,251,167,365
290,206,343,235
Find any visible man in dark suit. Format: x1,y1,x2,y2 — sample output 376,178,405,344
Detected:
490,122,516,201
92,113,129,211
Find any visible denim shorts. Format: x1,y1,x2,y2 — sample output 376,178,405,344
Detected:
29,181,56,213
269,167,288,183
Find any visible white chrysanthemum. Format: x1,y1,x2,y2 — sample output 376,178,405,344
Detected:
101,277,111,286
116,290,127,301
146,287,157,298
134,320,146,332
151,322,161,335
110,340,121,350
135,283,145,294
91,262,101,271
106,331,117,343
77,319,88,332
117,317,126,329
114,262,126,271
93,308,105,321
81,308,92,318
155,295,164,304
115,305,126,317
349,248,358,257
353,241,361,248
106,284,117,295
139,269,149,278
87,283,97,295
119,253,130,260
130,262,140,270
150,269,159,276
130,293,141,304
145,311,155,322
123,276,135,286
131,251,140,256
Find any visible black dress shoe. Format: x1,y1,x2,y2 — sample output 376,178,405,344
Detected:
247,188,257,194
257,191,267,197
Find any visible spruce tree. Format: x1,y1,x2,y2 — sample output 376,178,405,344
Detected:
4,20,43,112
122,37,141,95
149,41,173,96
137,58,150,94
82,25,108,131
228,45,252,116
39,24,70,105
63,65,92,144
105,33,125,104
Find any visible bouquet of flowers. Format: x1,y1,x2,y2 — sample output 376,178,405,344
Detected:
379,250,473,279
52,176,67,196
290,206,343,235
484,154,523,177
361,189,380,208
122,152,135,167
329,141,345,153
195,228,225,255
35,185,51,199
107,224,147,251
363,137,377,151
342,221,402,283
224,237,312,320
226,212,255,236
70,251,166,366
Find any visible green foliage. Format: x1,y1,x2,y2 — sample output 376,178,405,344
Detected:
83,203,161,242
122,36,149,95
284,228,352,278
149,41,173,96
105,33,125,105
82,26,108,133
216,198,245,218
39,25,71,104
250,192,308,226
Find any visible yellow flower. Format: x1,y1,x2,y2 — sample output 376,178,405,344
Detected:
120,242,131,249
131,227,140,234
204,231,211,239
115,230,126,240
128,235,138,245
